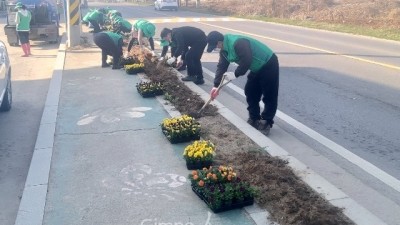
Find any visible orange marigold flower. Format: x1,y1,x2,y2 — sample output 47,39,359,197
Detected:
198,180,205,187
192,170,198,176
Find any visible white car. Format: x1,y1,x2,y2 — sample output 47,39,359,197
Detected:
154,0,178,11
0,40,12,112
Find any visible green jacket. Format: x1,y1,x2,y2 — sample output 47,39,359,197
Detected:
223,34,273,73
105,31,122,47
82,10,92,22
85,10,103,23
16,9,31,31
113,16,132,30
133,19,155,38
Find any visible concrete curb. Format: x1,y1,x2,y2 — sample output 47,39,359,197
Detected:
14,34,67,225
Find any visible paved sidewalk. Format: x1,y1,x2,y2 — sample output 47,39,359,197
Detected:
38,41,259,224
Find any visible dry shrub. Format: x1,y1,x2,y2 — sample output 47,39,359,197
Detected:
198,0,400,28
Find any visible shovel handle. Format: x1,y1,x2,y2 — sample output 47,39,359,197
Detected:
197,74,227,113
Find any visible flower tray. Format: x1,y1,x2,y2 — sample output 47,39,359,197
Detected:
138,91,163,98
136,82,164,98
186,160,212,170
161,115,201,144
126,67,144,75
137,89,164,98
161,129,200,144
125,63,145,75
192,186,254,213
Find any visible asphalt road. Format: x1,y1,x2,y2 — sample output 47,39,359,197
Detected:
0,18,60,225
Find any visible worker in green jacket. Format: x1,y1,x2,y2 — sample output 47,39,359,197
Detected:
15,2,32,57
129,19,156,55
93,31,123,69
206,31,280,135
107,10,121,21
83,9,104,33
112,16,132,34
56,0,63,20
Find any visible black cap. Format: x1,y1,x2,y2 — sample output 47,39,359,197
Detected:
206,31,224,52
160,28,172,39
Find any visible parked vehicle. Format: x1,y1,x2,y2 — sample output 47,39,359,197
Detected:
154,0,178,11
0,41,12,112
4,0,59,46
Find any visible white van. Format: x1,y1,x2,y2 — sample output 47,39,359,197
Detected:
0,41,12,112
154,0,178,11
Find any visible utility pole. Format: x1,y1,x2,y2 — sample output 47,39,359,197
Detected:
66,0,81,47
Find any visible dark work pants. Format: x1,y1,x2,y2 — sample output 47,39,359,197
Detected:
244,54,279,126
93,33,123,69
17,31,29,44
185,39,207,78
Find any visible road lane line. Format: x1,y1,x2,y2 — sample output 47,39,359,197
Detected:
197,22,400,71
202,66,400,193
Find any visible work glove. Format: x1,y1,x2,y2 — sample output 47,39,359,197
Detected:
151,51,156,57
167,57,176,65
210,87,219,100
159,56,164,61
224,72,236,81
176,58,183,67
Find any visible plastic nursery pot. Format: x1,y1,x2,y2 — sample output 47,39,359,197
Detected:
186,160,212,170
136,82,164,98
137,89,164,98
125,63,144,75
162,129,201,144
191,185,254,213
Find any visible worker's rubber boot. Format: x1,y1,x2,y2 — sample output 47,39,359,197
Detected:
21,44,29,57
247,118,260,129
27,43,31,55
181,75,196,82
194,75,205,85
258,120,271,135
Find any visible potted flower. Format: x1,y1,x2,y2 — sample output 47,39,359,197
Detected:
188,166,256,213
161,115,201,144
119,56,139,66
136,81,164,98
124,63,145,75
183,140,215,170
